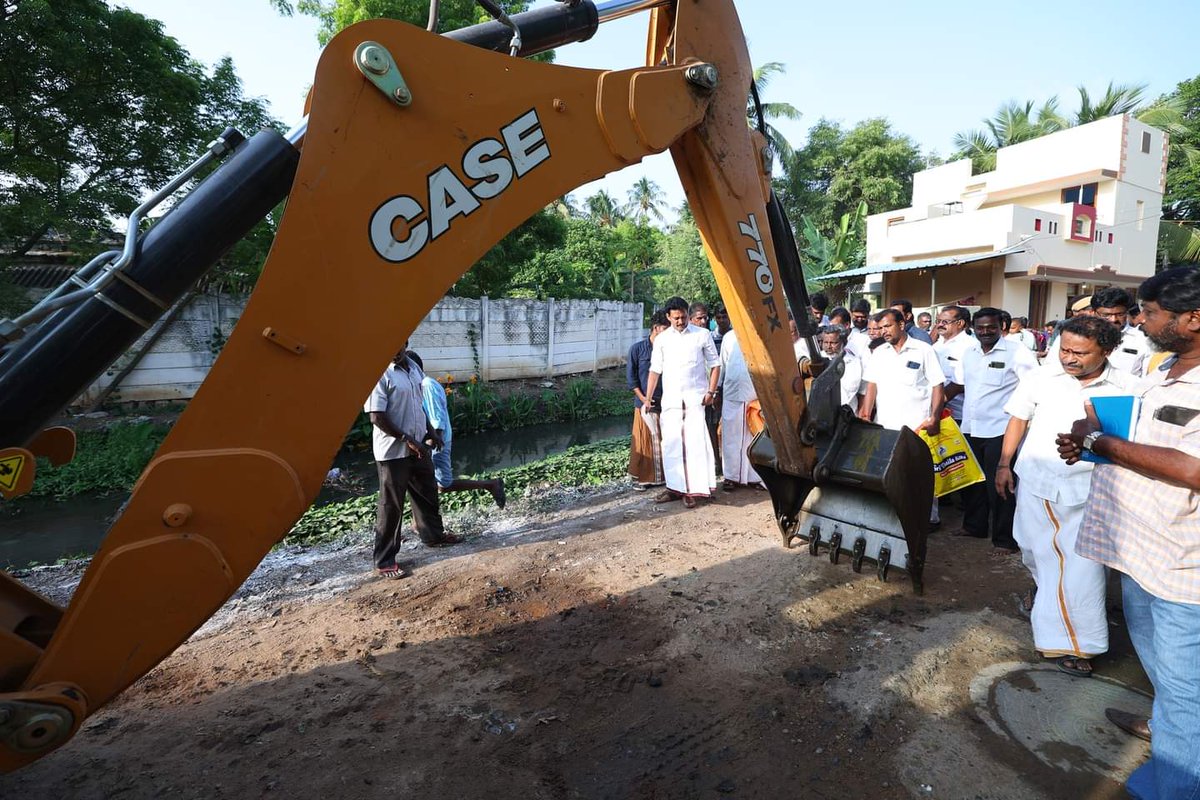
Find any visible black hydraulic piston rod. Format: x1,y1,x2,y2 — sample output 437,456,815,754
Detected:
0,129,300,448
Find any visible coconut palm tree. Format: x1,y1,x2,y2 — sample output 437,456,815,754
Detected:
585,190,624,228
952,99,1067,173
1161,222,1200,264
624,177,666,224
747,61,802,163
1074,82,1147,124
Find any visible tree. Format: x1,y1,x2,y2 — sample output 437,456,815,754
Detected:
624,177,665,224
778,118,925,236
1,1,208,260
747,61,801,163
1162,75,1200,222
655,209,718,307
273,0,531,45
952,99,1067,173
585,190,625,228
799,202,867,291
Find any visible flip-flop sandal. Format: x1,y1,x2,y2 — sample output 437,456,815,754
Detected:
1056,656,1093,678
1018,587,1036,618
376,564,410,579
682,495,697,509
722,480,738,491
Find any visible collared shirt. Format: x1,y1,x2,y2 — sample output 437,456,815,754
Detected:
863,336,945,431
1107,326,1150,376
420,376,452,445
1005,329,1037,351
1003,363,1138,505
627,337,661,409
933,332,977,420
960,337,1038,438
906,323,933,344
1077,360,1200,604
793,337,811,363
364,361,428,461
848,326,871,358
837,351,863,412
649,323,720,410
718,329,757,403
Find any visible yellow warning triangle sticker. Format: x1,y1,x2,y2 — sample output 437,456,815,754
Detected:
0,454,25,492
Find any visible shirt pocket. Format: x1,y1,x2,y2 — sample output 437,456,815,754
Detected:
982,363,1007,386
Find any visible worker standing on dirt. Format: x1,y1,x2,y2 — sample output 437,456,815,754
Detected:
406,352,505,509
690,301,722,474
1059,266,1200,799
817,324,863,413
858,308,945,528
365,344,463,579
716,325,763,490
932,305,974,427
997,317,1136,676
956,307,1037,550
627,311,670,490
644,296,720,509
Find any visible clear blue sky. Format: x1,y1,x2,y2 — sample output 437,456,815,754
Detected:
118,0,1198,215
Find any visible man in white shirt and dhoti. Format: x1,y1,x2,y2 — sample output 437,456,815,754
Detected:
717,326,764,490
997,315,1138,677
645,296,721,509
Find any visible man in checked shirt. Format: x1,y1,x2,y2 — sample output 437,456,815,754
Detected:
1058,266,1200,800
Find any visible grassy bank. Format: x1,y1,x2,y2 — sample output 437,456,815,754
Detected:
286,436,632,546
25,422,170,500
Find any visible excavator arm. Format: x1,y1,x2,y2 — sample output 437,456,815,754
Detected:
0,0,930,770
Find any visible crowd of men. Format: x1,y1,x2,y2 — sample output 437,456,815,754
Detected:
626,271,1200,798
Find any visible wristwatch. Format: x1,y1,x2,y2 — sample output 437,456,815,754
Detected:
1082,430,1103,453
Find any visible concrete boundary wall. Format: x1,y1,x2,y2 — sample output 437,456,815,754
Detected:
76,294,646,406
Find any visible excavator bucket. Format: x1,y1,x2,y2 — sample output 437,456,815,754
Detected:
750,353,934,594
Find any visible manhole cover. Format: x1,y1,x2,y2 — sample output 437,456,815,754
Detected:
971,662,1151,781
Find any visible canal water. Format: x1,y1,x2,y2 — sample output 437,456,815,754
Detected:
0,414,632,569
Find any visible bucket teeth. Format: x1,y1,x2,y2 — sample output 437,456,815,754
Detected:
851,537,866,573
877,545,892,583
808,525,821,557
828,531,842,564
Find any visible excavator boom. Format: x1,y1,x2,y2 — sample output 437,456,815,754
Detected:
0,0,930,770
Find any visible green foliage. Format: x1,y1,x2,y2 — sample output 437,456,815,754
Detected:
1163,75,1200,221
453,208,567,298
283,0,531,46
625,178,666,224
0,2,277,269
27,422,169,500
449,380,500,435
779,118,925,240
286,436,632,544
655,207,718,307
496,391,537,430
800,202,867,289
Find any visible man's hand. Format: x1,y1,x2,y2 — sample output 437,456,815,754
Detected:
1056,401,1101,465
995,465,1015,500
429,430,445,452
702,390,716,407
920,416,942,436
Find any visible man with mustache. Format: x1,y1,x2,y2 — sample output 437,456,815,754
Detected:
998,317,1137,677
1060,267,1200,799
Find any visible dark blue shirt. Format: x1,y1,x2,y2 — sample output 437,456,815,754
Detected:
627,338,662,409
906,323,933,344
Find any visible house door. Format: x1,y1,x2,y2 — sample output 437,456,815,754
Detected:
1028,281,1049,327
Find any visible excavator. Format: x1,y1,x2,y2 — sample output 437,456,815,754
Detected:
0,0,932,770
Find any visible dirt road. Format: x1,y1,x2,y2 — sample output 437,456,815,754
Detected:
4,484,1153,799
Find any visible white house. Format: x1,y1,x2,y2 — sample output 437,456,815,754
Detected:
838,114,1167,322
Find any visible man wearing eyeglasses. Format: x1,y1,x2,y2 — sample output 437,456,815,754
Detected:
933,305,974,427
1091,287,1149,375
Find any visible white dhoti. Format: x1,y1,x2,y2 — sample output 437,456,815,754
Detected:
1013,491,1108,657
661,396,717,497
720,399,761,485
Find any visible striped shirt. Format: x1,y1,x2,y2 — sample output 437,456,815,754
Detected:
1076,359,1200,604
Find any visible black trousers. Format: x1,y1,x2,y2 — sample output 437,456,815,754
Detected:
963,434,1017,548
374,456,445,568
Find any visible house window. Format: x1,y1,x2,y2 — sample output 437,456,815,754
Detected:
1137,200,1145,231
1062,183,1098,206
1108,233,1114,244
1048,221,1059,234
1142,131,1152,154
1034,218,1042,232
887,216,905,227
1074,216,1093,239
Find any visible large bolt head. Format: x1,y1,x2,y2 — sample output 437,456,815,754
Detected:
358,45,390,76
13,713,64,752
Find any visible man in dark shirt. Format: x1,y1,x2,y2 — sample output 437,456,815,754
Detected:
891,298,933,344
627,310,670,489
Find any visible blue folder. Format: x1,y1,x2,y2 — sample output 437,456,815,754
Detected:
1080,395,1141,464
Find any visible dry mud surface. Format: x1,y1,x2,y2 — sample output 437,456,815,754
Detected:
4,485,1152,799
